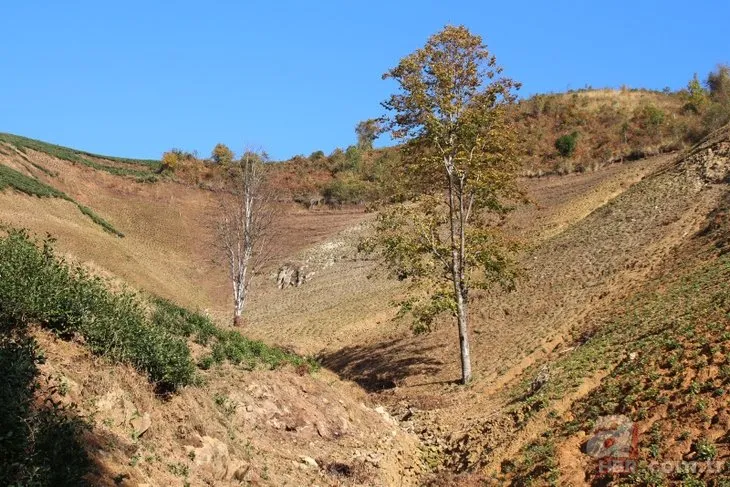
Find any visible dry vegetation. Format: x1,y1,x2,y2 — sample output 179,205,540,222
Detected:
0,82,728,485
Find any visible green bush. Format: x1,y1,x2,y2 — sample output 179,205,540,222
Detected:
344,145,363,171
0,164,125,237
555,132,579,158
0,164,68,198
77,205,125,238
707,64,730,106
152,297,315,371
0,227,316,390
323,172,370,204
151,297,218,345
702,102,730,134
0,228,196,389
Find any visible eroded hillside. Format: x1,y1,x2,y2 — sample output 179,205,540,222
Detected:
0,122,728,486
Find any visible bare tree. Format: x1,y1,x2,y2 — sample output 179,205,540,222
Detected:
217,150,277,326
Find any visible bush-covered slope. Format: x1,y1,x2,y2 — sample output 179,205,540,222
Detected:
0,228,311,390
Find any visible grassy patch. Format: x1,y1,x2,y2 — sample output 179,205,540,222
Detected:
0,163,125,237
0,228,196,389
0,132,161,177
151,297,317,372
0,164,67,198
504,249,730,485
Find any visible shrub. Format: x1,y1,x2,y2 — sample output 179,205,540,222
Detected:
151,297,218,346
702,102,730,134
555,132,579,158
152,297,315,371
208,329,310,370
693,437,718,460
323,172,369,204
684,74,708,114
707,64,730,106
344,145,363,171
0,228,196,389
211,143,234,165
327,148,346,173
161,150,181,171
643,104,665,128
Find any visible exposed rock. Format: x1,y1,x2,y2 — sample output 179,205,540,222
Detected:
130,412,151,437
585,415,635,459
276,262,313,288
375,406,397,425
680,124,730,184
96,389,136,427
186,435,231,480
364,451,382,467
299,455,319,468
316,421,331,439
227,462,251,481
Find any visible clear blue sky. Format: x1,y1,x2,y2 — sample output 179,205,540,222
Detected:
1,1,728,161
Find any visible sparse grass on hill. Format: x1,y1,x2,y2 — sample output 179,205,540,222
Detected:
151,297,317,371
0,132,161,178
514,88,690,177
503,237,730,485
0,163,125,237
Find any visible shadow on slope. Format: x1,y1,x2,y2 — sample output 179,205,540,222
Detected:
0,326,93,486
319,337,445,392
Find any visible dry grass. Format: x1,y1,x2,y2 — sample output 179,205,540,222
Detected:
2,125,728,484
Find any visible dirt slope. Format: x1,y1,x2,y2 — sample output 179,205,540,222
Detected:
32,327,422,486
1,125,727,485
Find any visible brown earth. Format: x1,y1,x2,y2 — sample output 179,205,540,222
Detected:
1,124,728,485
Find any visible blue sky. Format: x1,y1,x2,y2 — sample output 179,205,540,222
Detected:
1,1,728,161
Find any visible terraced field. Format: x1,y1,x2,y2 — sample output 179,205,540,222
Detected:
2,130,727,485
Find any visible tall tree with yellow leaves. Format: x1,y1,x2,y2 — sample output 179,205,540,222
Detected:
371,25,522,384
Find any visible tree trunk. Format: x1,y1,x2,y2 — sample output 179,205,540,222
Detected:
233,287,245,326
446,159,473,385
456,290,471,384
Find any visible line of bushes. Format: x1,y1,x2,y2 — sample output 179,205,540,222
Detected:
0,133,160,177
0,163,125,237
0,227,317,391
0,163,67,198
0,228,196,390
151,297,316,371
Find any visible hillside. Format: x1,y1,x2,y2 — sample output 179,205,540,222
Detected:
266,87,710,207
0,117,728,486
